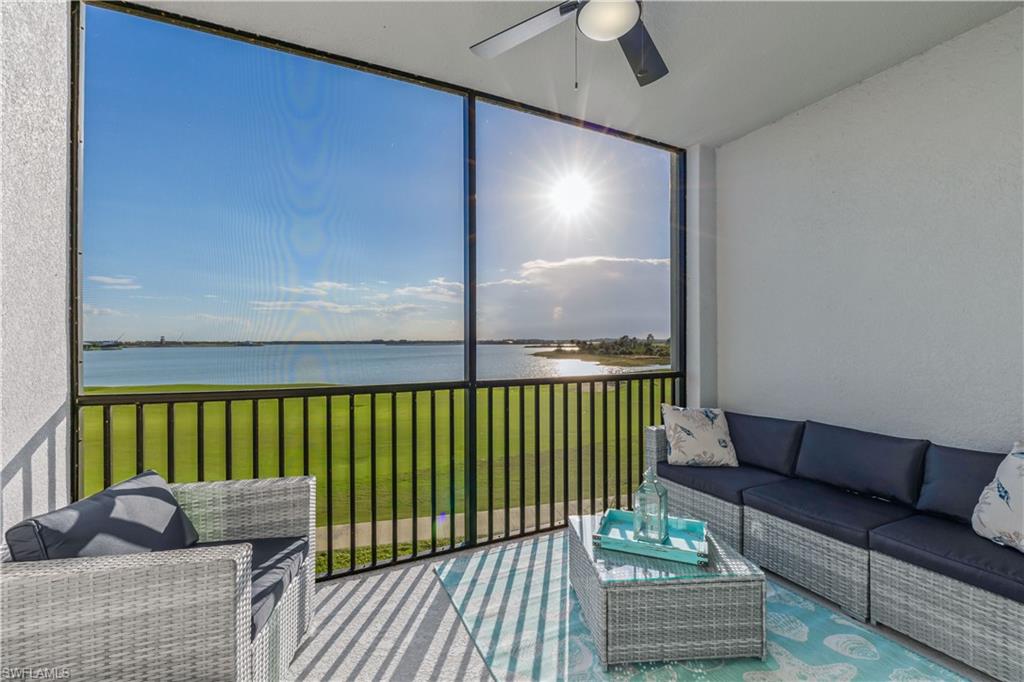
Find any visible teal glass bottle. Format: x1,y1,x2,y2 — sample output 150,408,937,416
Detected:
633,467,668,544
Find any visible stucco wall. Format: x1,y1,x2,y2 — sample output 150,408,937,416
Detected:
715,8,1023,450
0,1,70,547
686,144,718,408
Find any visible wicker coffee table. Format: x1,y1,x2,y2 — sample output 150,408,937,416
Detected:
568,514,766,668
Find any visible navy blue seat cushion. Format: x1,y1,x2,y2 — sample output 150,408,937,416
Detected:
871,515,1024,604
199,536,308,638
916,444,1005,523
743,479,915,548
657,461,788,505
724,412,805,475
794,421,928,505
5,470,199,561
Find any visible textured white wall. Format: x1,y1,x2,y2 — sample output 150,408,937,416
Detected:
716,8,1023,451
686,145,718,407
0,1,70,547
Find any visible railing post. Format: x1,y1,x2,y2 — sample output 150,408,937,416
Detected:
463,93,478,547
672,149,687,407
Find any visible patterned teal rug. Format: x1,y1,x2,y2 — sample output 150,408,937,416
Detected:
434,532,963,681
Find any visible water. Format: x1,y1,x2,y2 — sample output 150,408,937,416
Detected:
83,343,669,387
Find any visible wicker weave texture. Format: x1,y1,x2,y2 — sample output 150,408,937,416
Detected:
171,477,316,545
744,508,869,620
0,544,252,680
871,552,1024,682
252,553,313,681
569,519,765,668
1,476,316,681
644,426,744,551
569,530,610,664
662,478,744,552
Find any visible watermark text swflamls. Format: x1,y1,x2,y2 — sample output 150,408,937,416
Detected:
0,668,71,680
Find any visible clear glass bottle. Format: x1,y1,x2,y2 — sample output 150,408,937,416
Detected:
633,467,668,544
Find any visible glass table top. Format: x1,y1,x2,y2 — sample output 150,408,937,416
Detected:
569,513,763,585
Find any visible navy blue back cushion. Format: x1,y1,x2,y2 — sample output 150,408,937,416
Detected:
916,444,1005,523
5,470,199,561
724,412,805,475
794,421,928,505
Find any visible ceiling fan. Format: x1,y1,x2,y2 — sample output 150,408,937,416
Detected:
470,0,668,87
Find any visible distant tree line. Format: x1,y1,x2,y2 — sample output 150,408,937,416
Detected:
561,334,670,358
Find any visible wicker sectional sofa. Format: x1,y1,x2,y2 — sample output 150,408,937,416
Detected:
646,416,1024,681
1,475,316,681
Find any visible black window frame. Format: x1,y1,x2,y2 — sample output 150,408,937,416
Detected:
68,1,686,516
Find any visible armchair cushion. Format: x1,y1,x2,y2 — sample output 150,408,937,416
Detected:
5,470,199,561
199,536,309,638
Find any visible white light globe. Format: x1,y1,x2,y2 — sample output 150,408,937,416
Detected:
577,0,641,42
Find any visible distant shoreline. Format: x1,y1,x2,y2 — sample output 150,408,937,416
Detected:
83,339,667,350
530,349,670,368
86,340,465,349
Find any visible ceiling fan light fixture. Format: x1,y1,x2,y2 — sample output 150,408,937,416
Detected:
576,0,640,42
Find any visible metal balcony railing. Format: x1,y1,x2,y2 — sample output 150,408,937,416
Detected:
74,370,682,580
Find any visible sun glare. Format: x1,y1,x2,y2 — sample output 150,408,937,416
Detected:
549,173,594,219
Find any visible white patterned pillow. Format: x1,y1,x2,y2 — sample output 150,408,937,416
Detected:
971,442,1024,554
661,405,739,467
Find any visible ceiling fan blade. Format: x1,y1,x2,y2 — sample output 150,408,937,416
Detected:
617,19,669,86
471,1,579,59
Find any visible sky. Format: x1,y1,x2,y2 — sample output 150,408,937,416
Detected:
82,5,672,344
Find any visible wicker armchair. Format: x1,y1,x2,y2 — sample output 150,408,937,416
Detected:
0,477,316,681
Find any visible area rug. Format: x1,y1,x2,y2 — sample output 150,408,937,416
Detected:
434,532,963,681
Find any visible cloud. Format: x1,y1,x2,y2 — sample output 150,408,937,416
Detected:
278,285,328,296
480,257,666,289
88,275,141,290
376,303,428,315
392,277,463,303
251,299,426,316
478,254,670,340
84,303,124,317
313,281,369,292
479,278,531,288
193,313,251,327
131,294,190,301
519,256,669,277
253,300,357,314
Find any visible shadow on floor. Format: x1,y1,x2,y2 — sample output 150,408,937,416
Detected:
288,560,487,681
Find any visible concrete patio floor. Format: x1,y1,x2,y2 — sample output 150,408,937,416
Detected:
288,531,994,681
288,557,488,681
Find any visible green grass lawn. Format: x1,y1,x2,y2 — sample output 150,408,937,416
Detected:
81,380,670,529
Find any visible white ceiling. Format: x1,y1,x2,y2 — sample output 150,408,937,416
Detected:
139,1,1019,148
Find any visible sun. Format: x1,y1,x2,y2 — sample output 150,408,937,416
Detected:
548,173,594,219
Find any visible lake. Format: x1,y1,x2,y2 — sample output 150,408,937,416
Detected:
83,343,670,388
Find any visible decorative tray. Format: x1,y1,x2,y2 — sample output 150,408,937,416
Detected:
592,509,708,565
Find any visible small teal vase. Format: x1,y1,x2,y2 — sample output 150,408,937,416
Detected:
633,467,668,544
